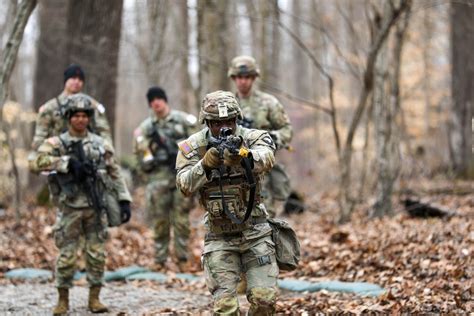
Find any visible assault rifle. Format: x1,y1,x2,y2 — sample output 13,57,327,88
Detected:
148,124,179,172
68,140,106,228
208,127,255,225
208,127,249,159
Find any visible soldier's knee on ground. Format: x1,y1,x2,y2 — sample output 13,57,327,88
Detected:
247,287,277,315
213,295,239,316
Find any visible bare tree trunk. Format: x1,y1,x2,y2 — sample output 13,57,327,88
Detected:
338,0,411,222
197,0,230,100
147,0,169,85
449,0,474,178
0,0,37,221
66,0,123,136
33,0,68,109
175,0,197,113
0,0,36,114
372,4,410,218
422,4,433,134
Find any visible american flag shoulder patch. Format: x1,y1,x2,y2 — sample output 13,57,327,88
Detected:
178,140,193,155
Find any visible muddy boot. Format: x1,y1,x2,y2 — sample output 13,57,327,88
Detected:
53,288,69,315
88,286,108,313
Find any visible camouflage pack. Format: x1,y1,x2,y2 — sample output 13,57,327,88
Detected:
267,218,300,271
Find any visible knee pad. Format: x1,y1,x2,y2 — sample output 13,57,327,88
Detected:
248,287,277,307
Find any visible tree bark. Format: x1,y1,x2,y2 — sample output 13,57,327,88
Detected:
0,0,37,221
196,0,230,101
175,0,198,113
0,0,37,112
66,0,123,136
449,0,474,177
33,0,69,109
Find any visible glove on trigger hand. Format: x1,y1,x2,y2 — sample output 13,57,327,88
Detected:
202,147,221,170
68,157,86,180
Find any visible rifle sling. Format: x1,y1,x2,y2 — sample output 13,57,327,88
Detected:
218,156,256,225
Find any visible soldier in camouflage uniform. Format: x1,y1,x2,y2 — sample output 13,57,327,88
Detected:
30,95,132,315
134,86,197,270
31,64,111,151
176,91,278,315
228,55,293,218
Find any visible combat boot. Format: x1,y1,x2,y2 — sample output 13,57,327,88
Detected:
53,288,69,315
88,286,108,313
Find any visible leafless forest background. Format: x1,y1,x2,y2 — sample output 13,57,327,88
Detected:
0,0,472,220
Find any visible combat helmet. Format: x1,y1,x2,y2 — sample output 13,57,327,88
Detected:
199,90,243,124
64,93,94,119
228,55,260,77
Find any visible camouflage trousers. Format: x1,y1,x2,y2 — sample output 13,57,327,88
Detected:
263,163,291,218
53,206,107,288
146,180,192,263
203,234,278,315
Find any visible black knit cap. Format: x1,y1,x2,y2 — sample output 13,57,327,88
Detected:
64,64,85,83
146,86,167,104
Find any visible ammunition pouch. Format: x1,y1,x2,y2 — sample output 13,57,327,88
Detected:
267,218,300,271
49,172,80,198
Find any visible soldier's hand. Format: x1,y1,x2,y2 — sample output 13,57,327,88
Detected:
202,147,221,170
68,157,86,179
223,148,242,167
119,201,131,223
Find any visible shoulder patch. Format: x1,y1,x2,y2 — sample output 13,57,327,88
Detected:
178,140,193,155
97,103,106,114
133,127,142,138
46,137,60,147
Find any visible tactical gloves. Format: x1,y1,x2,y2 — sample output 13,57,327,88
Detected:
223,148,242,166
119,201,131,223
202,147,221,170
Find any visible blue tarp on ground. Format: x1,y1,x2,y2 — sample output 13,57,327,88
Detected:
4,268,386,297
5,268,52,280
104,265,149,282
278,279,385,297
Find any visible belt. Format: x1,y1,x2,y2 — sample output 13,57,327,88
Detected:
206,217,268,240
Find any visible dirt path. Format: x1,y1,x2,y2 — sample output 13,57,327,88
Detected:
0,282,213,315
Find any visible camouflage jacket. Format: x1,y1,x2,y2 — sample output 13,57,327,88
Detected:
31,131,132,209
31,92,112,150
133,109,197,184
237,89,293,149
176,126,275,235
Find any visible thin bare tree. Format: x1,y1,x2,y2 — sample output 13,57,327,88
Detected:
0,0,37,220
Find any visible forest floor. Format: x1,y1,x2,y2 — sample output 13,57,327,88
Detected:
0,177,472,314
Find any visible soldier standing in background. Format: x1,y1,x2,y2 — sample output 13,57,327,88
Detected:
176,91,279,315
30,95,132,315
228,55,293,218
31,64,112,151
133,86,197,271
